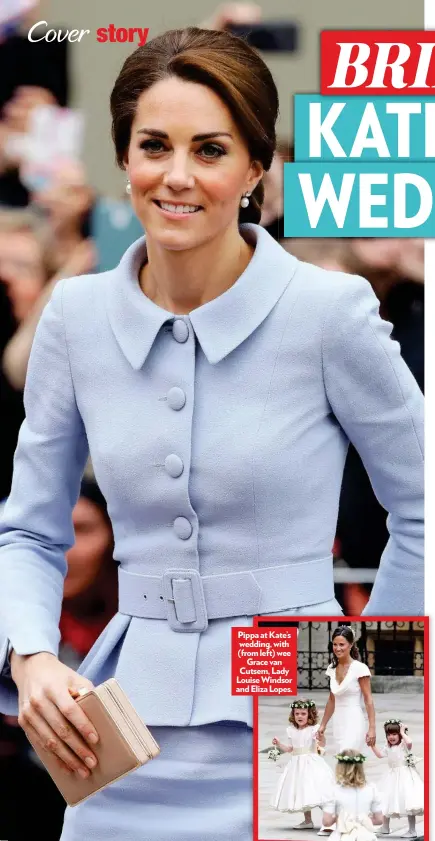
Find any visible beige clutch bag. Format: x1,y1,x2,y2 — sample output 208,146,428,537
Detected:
27,677,160,806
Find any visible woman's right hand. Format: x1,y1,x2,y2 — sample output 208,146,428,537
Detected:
11,651,99,778
272,737,279,745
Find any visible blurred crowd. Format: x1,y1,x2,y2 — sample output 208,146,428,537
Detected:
0,4,424,840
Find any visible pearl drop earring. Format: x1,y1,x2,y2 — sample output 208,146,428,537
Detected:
240,192,251,208
126,179,131,195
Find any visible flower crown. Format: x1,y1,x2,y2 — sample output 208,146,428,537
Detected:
290,700,316,709
384,719,402,727
335,753,366,764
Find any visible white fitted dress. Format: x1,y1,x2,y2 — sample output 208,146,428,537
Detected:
271,724,335,813
378,742,424,817
323,782,382,841
326,660,371,752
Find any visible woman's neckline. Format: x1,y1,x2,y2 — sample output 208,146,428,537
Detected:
133,225,259,317
335,659,354,685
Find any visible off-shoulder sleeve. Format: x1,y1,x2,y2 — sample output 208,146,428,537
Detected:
0,280,89,714
322,274,424,615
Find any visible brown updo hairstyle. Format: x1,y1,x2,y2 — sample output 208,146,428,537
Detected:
110,27,279,224
331,625,361,667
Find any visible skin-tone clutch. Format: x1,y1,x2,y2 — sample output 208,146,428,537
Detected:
26,678,160,806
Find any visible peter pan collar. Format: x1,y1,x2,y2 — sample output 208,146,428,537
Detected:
105,223,299,369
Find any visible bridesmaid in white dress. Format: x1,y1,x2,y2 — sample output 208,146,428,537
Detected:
270,700,335,829
371,720,423,839
322,749,384,841
317,626,376,753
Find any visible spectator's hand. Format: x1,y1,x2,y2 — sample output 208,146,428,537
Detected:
61,239,97,278
350,238,402,274
201,3,262,30
31,162,94,245
396,239,424,284
350,237,424,285
11,650,99,777
2,86,56,133
0,227,46,321
0,122,9,150
0,121,25,169
0,122,10,166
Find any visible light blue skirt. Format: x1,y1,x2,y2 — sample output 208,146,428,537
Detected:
60,722,252,840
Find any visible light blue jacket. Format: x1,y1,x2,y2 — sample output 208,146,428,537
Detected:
0,224,424,725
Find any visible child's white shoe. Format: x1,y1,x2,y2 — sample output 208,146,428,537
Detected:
317,828,333,836
402,831,417,838
296,820,314,829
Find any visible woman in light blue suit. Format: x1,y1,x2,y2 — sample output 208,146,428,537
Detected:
0,27,424,841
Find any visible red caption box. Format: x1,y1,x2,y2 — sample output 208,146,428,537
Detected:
231,627,297,696
321,30,435,95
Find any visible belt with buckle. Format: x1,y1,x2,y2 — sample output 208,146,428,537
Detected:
117,556,334,633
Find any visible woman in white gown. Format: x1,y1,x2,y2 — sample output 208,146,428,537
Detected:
317,626,376,753
322,750,384,841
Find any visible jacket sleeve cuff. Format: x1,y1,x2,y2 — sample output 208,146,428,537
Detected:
362,536,424,616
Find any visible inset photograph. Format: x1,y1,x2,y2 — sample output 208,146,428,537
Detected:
256,619,427,841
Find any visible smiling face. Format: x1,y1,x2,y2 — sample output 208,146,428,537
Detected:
386,731,401,746
124,76,262,252
293,708,309,728
332,635,352,660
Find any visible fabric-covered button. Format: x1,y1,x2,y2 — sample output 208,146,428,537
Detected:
167,387,186,411
173,517,193,539
165,454,184,478
172,319,189,343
